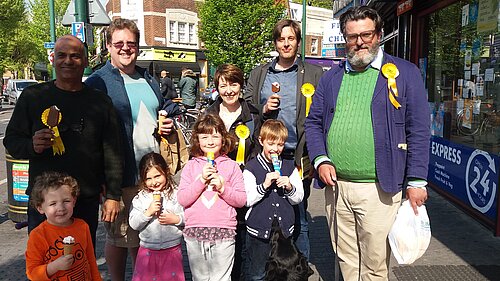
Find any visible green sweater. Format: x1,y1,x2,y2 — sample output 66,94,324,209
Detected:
327,68,379,182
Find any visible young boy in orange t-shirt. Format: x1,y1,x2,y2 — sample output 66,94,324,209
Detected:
25,172,101,280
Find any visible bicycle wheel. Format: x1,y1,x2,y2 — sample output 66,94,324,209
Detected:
457,109,481,136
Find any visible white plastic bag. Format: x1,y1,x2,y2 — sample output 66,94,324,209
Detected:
389,200,431,264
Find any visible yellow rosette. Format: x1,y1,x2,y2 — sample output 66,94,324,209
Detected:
301,83,315,117
234,124,250,165
382,63,401,109
41,108,65,155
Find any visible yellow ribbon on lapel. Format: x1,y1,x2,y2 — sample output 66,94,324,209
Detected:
301,83,315,116
235,124,250,165
41,107,65,155
381,63,401,109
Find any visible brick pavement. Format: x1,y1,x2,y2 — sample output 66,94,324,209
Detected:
1,186,500,280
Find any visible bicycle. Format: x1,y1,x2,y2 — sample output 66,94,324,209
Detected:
456,109,496,137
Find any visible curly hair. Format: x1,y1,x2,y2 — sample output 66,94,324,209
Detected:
30,172,79,208
189,113,236,157
138,152,176,200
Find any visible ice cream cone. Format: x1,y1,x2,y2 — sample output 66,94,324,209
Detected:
62,235,75,255
63,243,74,255
153,191,161,202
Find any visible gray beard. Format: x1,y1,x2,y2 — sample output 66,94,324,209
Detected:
347,42,379,69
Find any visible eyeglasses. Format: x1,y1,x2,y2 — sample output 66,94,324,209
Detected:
111,41,138,49
344,30,377,43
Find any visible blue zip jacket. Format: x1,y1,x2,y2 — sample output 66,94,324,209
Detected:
85,61,178,187
305,53,430,193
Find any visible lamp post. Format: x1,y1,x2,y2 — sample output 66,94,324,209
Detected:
74,0,93,75
301,0,306,62
48,0,56,78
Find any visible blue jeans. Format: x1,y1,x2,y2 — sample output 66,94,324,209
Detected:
294,178,311,260
245,234,271,281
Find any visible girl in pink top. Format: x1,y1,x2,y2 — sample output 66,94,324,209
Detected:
177,113,246,281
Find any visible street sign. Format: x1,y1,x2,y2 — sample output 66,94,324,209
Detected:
43,42,55,49
48,51,54,65
72,22,86,43
62,0,111,26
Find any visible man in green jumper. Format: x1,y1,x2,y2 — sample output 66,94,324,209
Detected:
305,6,430,281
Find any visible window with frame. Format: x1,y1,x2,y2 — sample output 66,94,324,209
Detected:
420,0,500,154
179,22,186,43
169,21,177,42
311,38,318,54
189,24,195,44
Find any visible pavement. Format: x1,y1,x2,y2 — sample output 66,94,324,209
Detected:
1,183,500,281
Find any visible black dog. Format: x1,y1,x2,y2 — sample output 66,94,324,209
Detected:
265,218,314,281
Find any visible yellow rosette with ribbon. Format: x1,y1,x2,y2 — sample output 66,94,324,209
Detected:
301,83,315,117
382,63,401,109
41,106,65,155
234,124,250,165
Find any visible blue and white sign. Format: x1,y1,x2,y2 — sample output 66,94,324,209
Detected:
71,22,85,43
429,136,499,222
323,20,345,44
43,42,55,49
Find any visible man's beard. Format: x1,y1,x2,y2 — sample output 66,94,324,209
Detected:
346,41,379,69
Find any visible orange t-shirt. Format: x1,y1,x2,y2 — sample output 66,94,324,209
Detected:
25,218,101,280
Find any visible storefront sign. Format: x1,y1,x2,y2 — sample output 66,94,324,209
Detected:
477,0,499,33
323,20,345,44
12,163,29,202
429,136,499,222
397,0,413,16
137,48,196,63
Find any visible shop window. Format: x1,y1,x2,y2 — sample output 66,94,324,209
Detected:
420,0,499,154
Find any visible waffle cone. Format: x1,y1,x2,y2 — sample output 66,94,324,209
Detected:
63,243,74,255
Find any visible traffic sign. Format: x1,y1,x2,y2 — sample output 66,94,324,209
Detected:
44,42,55,49
71,22,86,43
48,51,54,65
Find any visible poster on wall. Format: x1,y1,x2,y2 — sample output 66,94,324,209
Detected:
429,136,499,222
485,68,494,81
419,57,427,88
462,99,473,129
432,103,444,137
462,4,470,26
464,50,472,70
12,163,29,202
477,0,499,33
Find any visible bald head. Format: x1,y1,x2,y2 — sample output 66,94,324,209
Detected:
53,35,88,91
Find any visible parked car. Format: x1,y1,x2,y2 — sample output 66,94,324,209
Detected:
6,79,37,105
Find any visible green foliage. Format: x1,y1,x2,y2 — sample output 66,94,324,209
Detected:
26,0,71,64
198,0,285,75
291,0,333,10
0,0,70,76
0,0,26,72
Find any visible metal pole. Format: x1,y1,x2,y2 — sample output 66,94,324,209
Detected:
74,0,92,75
301,0,306,62
48,0,56,79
